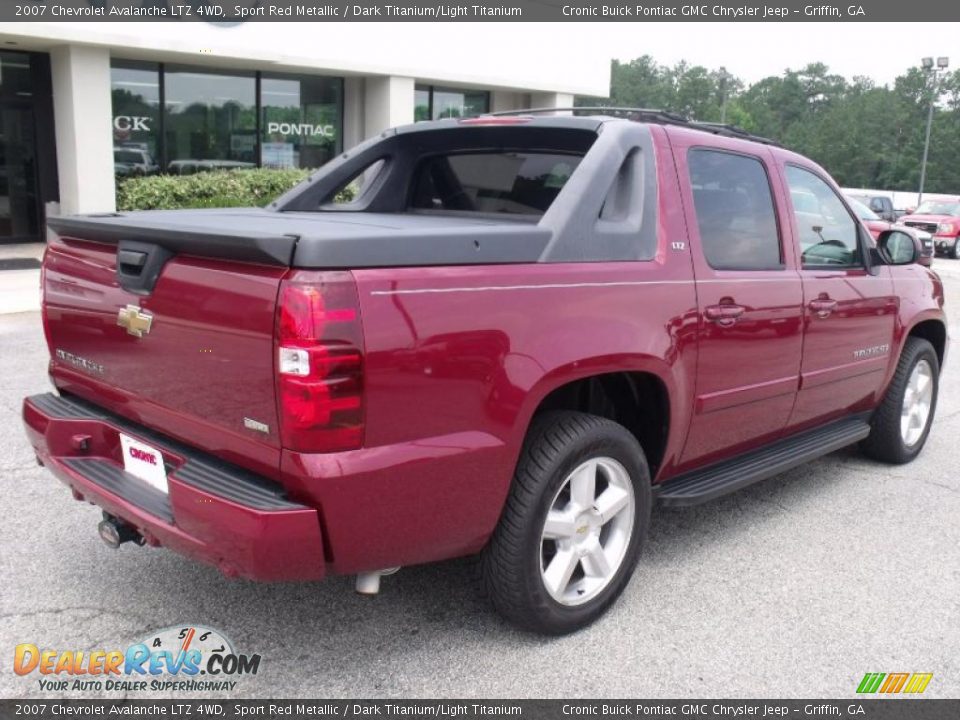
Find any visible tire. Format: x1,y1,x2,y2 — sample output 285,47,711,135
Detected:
860,337,939,464
481,411,651,635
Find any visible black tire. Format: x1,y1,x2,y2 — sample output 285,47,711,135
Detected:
481,411,651,635
860,337,939,464
952,240,960,260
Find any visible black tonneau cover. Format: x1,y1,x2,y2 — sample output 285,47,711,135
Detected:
47,209,551,269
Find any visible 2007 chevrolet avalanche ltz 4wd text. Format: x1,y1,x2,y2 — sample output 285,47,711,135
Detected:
23,110,946,634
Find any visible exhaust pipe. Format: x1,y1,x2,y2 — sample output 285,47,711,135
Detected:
355,567,400,595
97,514,144,549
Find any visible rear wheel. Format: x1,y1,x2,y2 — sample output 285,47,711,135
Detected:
481,411,651,634
952,238,960,259
860,337,939,464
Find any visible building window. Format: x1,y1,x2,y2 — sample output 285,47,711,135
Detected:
111,61,345,176
414,87,431,122
110,61,161,177
0,52,35,99
0,50,56,244
415,85,489,120
261,74,343,169
163,67,256,174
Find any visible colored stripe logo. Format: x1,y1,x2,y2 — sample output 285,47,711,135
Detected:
857,672,933,694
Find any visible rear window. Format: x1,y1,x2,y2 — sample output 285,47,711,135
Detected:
847,197,879,221
688,148,782,270
409,152,582,216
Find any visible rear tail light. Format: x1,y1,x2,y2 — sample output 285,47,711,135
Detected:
276,271,364,453
40,247,54,356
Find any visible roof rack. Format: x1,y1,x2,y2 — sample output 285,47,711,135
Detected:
487,106,781,147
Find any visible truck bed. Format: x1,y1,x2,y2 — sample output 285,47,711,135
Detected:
48,209,551,269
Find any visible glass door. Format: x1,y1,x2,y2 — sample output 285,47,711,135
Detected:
0,105,40,243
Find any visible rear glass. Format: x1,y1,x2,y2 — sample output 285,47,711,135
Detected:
410,152,582,216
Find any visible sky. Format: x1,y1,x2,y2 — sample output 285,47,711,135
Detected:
28,21,954,94
589,22,950,84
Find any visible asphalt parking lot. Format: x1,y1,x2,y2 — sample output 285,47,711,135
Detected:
1,263,958,700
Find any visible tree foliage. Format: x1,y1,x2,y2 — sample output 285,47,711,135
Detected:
579,56,960,193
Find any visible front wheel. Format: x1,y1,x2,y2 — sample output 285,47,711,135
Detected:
860,337,939,464
952,241,960,260
481,411,651,634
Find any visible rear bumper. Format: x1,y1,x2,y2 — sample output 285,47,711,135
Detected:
22,393,325,582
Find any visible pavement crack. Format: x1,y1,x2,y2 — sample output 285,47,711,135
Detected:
923,479,959,495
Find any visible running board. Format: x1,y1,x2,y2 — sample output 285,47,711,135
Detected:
657,417,871,507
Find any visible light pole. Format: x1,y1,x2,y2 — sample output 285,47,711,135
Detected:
918,56,949,206
718,68,730,124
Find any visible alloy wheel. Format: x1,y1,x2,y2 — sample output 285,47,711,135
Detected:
539,457,636,606
901,359,934,447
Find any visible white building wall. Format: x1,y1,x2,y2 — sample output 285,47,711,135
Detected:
491,91,530,113
49,45,116,214
342,76,365,150
530,92,576,111
2,23,611,97
4,25,610,219
363,76,415,139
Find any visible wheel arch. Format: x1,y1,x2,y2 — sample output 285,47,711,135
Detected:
521,367,674,479
907,318,947,370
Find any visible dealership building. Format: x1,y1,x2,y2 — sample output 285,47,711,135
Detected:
0,22,609,245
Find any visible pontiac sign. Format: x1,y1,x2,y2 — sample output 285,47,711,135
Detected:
266,122,335,139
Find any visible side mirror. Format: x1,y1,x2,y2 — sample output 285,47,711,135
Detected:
877,229,924,266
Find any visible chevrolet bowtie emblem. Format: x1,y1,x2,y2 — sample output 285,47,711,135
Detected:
117,305,153,338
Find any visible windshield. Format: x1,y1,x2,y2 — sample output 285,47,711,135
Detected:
847,198,879,221
914,200,960,216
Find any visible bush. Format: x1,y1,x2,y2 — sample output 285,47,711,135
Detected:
116,168,312,211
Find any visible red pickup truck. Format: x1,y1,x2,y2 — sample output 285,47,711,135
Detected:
899,198,960,258
23,111,946,634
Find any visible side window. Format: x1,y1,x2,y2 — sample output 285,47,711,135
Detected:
785,165,861,268
321,158,388,207
688,149,782,271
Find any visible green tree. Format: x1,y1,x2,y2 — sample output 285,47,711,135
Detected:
583,57,960,194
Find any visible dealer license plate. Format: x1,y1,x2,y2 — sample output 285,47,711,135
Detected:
119,433,169,494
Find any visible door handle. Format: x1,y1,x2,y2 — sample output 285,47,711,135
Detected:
705,304,745,327
808,298,838,319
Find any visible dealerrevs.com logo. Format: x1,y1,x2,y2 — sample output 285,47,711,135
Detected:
13,625,261,693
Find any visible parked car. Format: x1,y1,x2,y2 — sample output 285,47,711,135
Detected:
846,196,892,239
847,197,934,263
113,147,159,177
166,159,257,175
900,199,960,259
24,111,946,635
846,192,897,222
